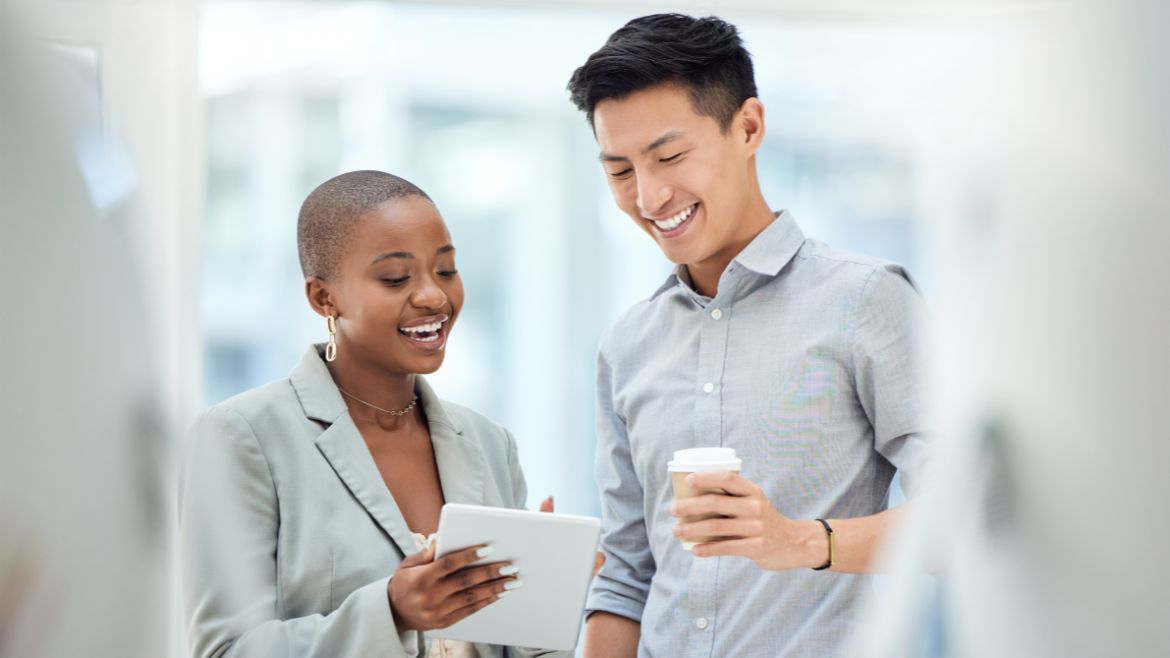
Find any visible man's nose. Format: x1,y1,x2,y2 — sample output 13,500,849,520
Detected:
636,170,672,217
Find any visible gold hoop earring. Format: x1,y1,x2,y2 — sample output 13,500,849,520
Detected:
325,315,338,362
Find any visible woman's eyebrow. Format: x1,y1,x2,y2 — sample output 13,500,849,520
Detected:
436,245,455,255
370,251,413,265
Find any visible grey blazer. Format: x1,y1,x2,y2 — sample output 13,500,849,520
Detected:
179,345,564,658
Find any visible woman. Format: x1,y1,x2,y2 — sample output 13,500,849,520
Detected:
180,171,563,658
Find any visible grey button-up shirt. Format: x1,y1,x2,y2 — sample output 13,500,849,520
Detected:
585,211,929,657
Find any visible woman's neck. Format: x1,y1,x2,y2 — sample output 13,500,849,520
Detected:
326,353,418,425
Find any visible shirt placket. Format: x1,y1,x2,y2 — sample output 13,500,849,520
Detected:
684,271,737,658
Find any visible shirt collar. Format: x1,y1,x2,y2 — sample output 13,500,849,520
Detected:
649,210,805,300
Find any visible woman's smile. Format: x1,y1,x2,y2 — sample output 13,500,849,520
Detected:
397,313,451,352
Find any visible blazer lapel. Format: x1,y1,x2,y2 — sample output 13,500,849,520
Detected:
315,414,419,557
415,377,485,507
290,345,417,557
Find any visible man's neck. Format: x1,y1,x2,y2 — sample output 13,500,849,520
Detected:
685,199,776,298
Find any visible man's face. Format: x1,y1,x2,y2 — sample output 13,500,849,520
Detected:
593,83,759,268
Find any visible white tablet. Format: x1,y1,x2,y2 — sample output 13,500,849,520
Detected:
429,503,601,651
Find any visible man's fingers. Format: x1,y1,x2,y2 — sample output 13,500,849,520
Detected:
684,470,757,496
432,544,492,577
539,496,554,513
675,517,760,541
592,551,605,578
435,561,516,598
673,492,759,519
690,537,764,559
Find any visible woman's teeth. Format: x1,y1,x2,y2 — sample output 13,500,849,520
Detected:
653,203,697,231
399,320,444,342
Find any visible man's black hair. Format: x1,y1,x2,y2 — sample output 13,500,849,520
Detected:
297,170,431,280
567,13,758,132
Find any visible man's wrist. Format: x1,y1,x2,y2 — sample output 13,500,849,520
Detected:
795,519,830,569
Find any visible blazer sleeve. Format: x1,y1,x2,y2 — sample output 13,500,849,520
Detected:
179,406,424,658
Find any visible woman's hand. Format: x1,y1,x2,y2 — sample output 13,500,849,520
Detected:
388,542,518,632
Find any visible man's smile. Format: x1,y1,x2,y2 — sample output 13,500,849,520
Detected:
646,202,699,237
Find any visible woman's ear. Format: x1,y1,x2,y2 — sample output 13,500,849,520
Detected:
305,277,338,318
738,97,766,156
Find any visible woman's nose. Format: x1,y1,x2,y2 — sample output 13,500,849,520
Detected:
410,274,448,310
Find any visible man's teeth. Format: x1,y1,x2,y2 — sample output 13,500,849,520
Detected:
653,203,696,231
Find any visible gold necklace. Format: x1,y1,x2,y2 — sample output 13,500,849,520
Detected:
338,388,419,417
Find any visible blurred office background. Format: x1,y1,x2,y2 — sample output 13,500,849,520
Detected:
198,1,965,516
3,1,1167,657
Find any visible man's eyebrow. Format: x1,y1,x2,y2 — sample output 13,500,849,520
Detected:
598,130,687,163
370,251,413,264
436,244,455,255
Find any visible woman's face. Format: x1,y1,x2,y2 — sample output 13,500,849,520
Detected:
327,196,463,376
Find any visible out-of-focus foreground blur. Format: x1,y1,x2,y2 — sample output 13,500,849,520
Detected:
1,1,1166,657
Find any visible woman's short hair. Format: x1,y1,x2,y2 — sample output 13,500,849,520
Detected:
297,170,431,280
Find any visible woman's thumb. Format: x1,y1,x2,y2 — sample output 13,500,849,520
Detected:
400,541,435,567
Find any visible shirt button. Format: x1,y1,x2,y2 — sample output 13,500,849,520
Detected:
695,617,709,630
710,308,723,320
702,382,714,394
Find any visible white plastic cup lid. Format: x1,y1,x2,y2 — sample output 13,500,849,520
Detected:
667,447,742,472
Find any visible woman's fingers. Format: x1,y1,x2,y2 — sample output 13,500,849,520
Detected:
431,544,493,578
539,496,554,513
437,574,518,622
439,589,503,627
435,561,517,598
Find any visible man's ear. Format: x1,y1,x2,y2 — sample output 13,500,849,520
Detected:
737,97,766,156
305,276,338,318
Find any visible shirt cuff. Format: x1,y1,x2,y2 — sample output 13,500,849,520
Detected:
584,588,644,624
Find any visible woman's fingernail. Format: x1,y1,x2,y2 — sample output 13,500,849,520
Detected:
497,590,513,597
686,474,696,486
476,546,494,558
503,579,525,590
498,565,519,576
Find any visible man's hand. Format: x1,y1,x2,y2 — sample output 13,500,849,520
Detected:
670,471,826,571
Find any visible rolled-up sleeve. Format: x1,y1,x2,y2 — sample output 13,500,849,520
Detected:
584,344,655,623
179,406,422,658
851,264,931,498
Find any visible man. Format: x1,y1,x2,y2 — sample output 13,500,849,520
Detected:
566,14,929,657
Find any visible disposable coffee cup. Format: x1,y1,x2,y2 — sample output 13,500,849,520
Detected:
668,447,743,550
